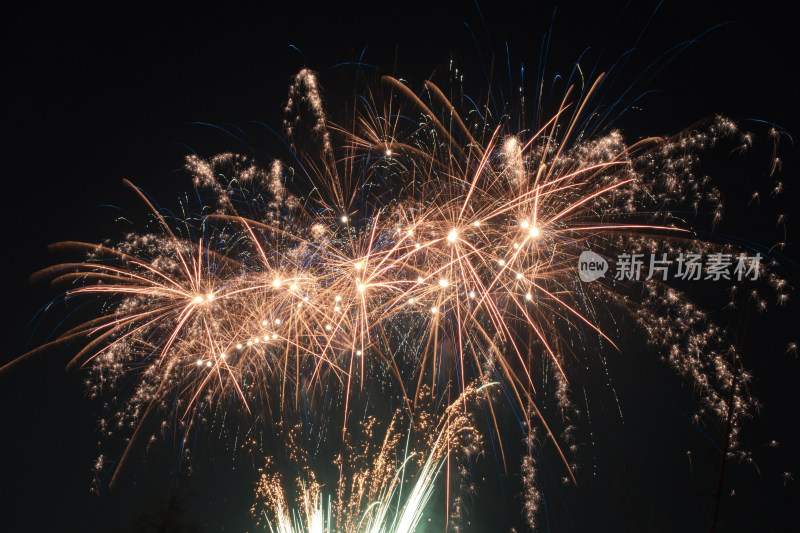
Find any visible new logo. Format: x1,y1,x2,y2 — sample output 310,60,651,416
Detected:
578,251,608,282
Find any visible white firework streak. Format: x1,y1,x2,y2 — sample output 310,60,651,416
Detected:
264,433,446,533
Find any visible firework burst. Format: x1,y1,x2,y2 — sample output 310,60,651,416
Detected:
252,383,489,533
5,63,790,528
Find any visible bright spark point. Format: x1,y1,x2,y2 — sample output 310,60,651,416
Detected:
513,242,519,249
385,149,392,156
334,306,340,312
447,229,458,243
516,273,523,280
290,284,298,290
206,361,212,367
325,324,332,331
358,284,366,292
220,353,226,359
334,295,342,302
408,298,415,304
498,259,505,266
354,262,363,271
206,292,214,301
417,276,424,283
236,344,242,349
415,243,421,249
340,215,348,223
275,318,281,325
271,334,277,339
521,220,530,229
193,296,203,304
469,291,476,299
529,226,540,237
439,278,449,287
262,320,268,326
356,350,362,356
272,279,281,288
473,220,480,227
196,359,203,366
526,293,532,301
430,306,438,314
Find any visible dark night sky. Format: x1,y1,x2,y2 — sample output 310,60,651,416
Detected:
2,1,799,531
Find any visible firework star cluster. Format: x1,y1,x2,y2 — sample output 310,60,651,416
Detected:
6,65,792,531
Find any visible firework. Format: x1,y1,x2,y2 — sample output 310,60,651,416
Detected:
260,447,441,533
252,383,489,533
5,64,790,527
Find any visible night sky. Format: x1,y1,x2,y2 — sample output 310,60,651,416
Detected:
3,2,799,531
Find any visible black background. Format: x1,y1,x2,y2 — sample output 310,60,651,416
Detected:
2,1,799,531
